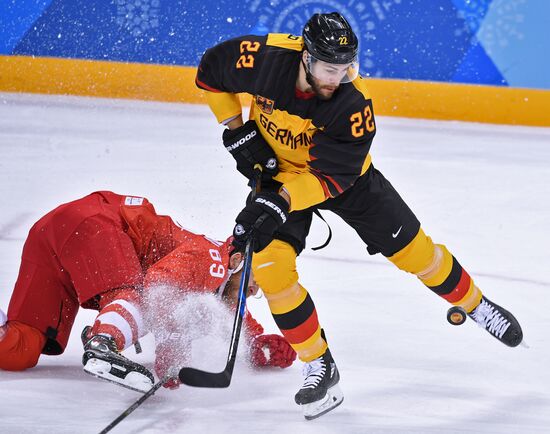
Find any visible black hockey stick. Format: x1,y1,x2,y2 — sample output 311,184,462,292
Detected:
178,167,262,388
98,374,171,434
97,240,255,431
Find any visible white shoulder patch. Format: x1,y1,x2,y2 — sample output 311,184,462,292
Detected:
124,196,144,206
204,236,223,247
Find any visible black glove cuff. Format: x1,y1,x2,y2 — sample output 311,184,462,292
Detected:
253,192,290,226
222,120,258,155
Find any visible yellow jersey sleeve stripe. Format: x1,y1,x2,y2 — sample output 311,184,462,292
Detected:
205,91,242,124
351,77,372,100
266,34,303,51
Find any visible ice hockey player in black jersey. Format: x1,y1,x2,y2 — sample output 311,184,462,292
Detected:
196,12,523,419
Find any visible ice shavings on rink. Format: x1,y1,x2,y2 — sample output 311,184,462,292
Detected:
1,92,549,433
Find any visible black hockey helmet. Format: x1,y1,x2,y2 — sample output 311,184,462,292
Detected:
302,12,358,65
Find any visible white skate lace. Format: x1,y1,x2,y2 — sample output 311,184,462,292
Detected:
301,358,326,389
471,299,511,338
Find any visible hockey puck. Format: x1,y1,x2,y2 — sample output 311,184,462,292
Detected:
447,306,467,325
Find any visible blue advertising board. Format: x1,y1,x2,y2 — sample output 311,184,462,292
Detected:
1,0,549,89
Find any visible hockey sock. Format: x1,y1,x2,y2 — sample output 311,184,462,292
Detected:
90,288,145,351
264,282,327,362
389,228,482,313
417,245,482,313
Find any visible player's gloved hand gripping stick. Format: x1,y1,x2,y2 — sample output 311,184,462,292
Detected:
177,165,264,387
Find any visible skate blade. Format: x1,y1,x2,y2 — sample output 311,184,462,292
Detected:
520,340,530,349
302,384,344,420
83,358,152,393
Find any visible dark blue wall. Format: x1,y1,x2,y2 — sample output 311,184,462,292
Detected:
1,0,548,89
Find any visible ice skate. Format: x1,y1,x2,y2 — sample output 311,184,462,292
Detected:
469,296,523,347
294,348,344,420
82,329,154,393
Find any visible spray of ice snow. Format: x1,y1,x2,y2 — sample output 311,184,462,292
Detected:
142,285,235,373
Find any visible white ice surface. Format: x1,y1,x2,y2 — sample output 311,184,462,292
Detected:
0,92,549,433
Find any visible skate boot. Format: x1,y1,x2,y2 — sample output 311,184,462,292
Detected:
294,348,344,420
469,296,523,347
81,325,142,354
82,329,154,393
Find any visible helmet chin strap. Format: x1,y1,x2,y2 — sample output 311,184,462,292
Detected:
230,258,245,274
216,257,245,298
216,258,244,296
301,56,317,92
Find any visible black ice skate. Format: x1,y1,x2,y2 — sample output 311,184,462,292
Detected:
294,348,344,420
469,296,523,347
82,329,154,393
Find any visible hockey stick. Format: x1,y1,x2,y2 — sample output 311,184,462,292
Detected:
98,169,262,431
98,374,172,434
177,167,262,388
97,240,252,431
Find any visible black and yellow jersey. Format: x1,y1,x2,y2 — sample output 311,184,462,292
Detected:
196,33,376,211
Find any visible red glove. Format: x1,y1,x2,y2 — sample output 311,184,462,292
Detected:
155,342,185,390
244,311,264,338
250,334,296,368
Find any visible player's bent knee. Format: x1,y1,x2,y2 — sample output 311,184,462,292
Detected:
0,321,46,371
388,227,437,274
388,229,456,286
252,239,299,294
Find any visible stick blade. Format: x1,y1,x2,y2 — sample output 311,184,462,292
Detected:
178,367,231,388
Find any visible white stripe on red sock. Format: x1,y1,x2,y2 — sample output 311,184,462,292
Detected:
92,299,144,350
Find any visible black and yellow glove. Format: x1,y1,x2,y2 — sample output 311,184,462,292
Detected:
222,120,278,182
233,192,289,253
